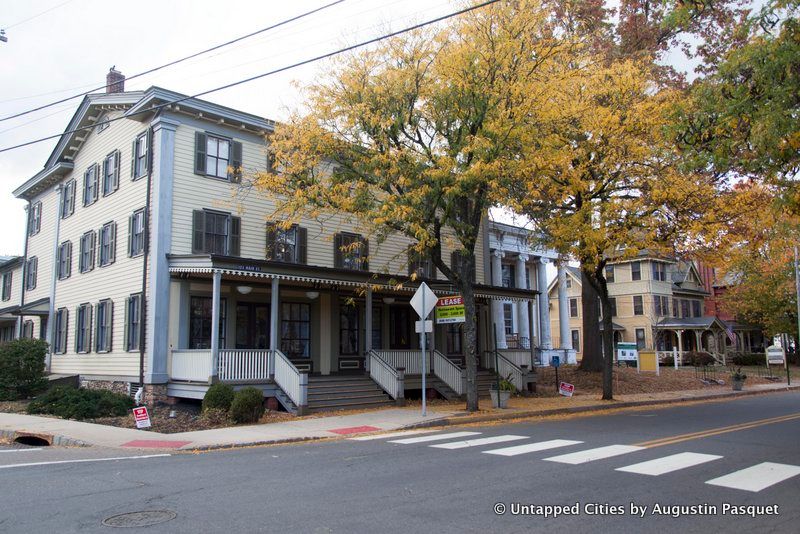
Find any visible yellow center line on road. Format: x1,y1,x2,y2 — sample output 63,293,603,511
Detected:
633,412,800,449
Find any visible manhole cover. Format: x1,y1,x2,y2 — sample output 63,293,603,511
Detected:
102,510,177,528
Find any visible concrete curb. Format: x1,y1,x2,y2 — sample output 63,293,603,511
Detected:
0,428,89,448
401,385,800,430
180,435,329,452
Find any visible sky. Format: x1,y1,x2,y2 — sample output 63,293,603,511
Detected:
0,0,462,255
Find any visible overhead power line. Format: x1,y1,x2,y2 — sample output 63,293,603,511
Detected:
0,0,347,123
0,0,500,155
3,0,77,30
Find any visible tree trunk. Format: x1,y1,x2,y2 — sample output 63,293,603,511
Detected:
460,276,480,412
579,269,603,372
582,267,615,400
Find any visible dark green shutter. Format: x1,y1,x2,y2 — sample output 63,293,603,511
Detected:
230,141,243,182
265,221,276,259
127,214,134,257
63,309,69,355
107,301,114,352
192,210,205,253
94,304,100,352
230,216,241,256
296,226,307,264
361,238,369,271
87,305,93,353
334,233,343,269
74,307,80,353
130,139,137,179
90,232,96,270
93,164,100,203
113,150,120,191
194,132,207,175
145,129,152,175
109,223,117,264
66,242,72,278
123,297,130,351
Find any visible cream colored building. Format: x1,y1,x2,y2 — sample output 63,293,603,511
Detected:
548,257,729,362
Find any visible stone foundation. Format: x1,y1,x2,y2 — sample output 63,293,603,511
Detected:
78,379,172,407
80,379,129,396
142,384,169,406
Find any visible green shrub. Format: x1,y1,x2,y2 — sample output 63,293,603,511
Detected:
731,352,766,366
684,351,716,367
0,338,49,400
27,386,134,420
202,383,235,413
229,387,265,424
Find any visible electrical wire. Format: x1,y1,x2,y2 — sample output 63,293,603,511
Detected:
2,0,77,30
0,0,500,154
0,0,347,123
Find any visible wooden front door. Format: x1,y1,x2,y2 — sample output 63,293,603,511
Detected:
389,306,411,349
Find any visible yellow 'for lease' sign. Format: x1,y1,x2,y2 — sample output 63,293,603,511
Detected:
435,296,465,324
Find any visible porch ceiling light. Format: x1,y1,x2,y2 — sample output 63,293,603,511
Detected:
236,285,253,295
383,297,395,305
306,291,320,300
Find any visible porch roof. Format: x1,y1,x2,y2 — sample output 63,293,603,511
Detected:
10,297,50,316
167,254,539,302
654,316,727,331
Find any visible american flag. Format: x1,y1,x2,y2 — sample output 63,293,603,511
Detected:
726,325,737,345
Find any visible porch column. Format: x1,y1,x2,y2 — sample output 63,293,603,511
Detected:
515,254,530,347
694,330,702,351
557,261,572,350
209,270,222,382
365,287,372,354
676,329,684,368
270,277,280,354
319,292,332,375
537,258,552,349
491,250,507,349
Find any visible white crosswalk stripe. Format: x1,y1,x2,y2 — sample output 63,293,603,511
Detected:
349,430,438,441
543,445,644,465
616,452,722,476
430,435,527,450
483,439,583,457
705,462,800,492
388,431,482,444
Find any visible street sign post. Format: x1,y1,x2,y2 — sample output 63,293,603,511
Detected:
552,355,561,393
410,282,437,417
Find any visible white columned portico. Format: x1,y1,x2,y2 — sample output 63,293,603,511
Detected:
491,250,507,349
536,258,552,350
210,270,222,382
557,262,572,350
515,254,530,347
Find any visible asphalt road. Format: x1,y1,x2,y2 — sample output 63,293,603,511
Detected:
1,392,799,533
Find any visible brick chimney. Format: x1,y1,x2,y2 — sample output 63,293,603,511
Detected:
106,67,125,93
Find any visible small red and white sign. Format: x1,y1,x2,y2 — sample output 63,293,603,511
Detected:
133,406,151,429
559,382,575,397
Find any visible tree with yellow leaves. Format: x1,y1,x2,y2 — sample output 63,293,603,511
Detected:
255,1,576,411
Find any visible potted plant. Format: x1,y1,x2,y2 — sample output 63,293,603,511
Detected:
731,367,747,391
490,374,515,408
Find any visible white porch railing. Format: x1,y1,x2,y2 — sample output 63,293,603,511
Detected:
170,349,213,382
368,350,401,399
377,350,431,375
218,349,272,382
655,350,726,367
273,349,304,407
432,350,464,396
482,351,524,391
499,349,535,369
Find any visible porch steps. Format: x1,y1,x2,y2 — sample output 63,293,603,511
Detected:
307,375,394,413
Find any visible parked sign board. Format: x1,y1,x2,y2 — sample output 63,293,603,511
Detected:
617,342,638,362
766,345,785,365
133,406,151,429
435,295,465,324
559,382,575,397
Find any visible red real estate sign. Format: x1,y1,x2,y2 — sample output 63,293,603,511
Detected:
133,406,152,429
559,382,575,397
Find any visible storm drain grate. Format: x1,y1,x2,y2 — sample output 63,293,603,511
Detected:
102,510,177,528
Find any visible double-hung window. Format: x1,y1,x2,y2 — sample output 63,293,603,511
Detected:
503,303,514,335
54,308,68,354
61,180,76,218
132,131,149,180
102,150,120,196
631,261,641,281
129,209,146,257
83,164,99,206
194,132,243,182
25,257,37,290
266,223,306,263
281,303,311,358
95,300,113,352
609,297,617,317
569,298,578,318
98,222,116,267
75,303,92,353
57,241,72,280
652,262,667,282
571,330,580,352
1,272,11,301
192,210,241,256
28,202,41,236
408,249,435,279
633,295,644,316
79,231,96,273
125,294,142,351
189,296,226,349
605,265,615,283
334,233,368,271
501,264,515,288
339,304,359,355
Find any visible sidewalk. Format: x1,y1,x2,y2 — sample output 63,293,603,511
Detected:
1,383,797,452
